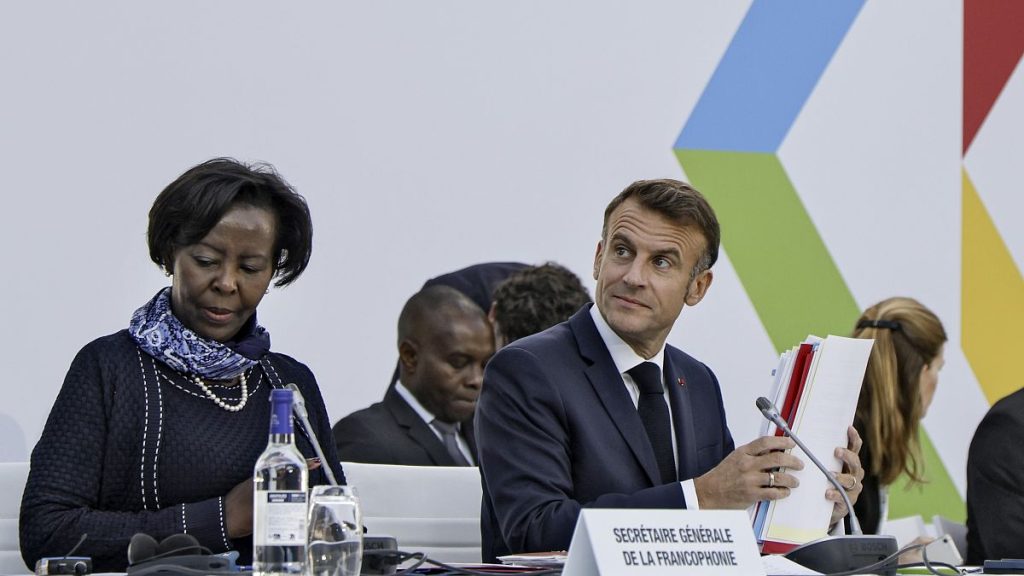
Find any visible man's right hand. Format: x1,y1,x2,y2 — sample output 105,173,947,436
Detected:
694,436,804,509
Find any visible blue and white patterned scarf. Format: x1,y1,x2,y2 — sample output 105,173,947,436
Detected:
128,288,271,380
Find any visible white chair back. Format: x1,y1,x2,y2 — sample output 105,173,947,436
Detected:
933,515,968,560
0,462,30,574
340,462,482,564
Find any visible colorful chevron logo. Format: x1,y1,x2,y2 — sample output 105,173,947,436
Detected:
962,0,1024,406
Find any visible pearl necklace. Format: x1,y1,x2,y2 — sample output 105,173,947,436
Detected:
192,371,248,412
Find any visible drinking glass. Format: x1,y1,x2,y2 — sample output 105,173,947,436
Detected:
307,485,363,576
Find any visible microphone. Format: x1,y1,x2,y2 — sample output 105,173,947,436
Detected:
34,534,92,575
755,397,898,576
756,396,861,534
286,383,338,486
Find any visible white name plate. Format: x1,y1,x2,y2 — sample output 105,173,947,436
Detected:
563,509,765,576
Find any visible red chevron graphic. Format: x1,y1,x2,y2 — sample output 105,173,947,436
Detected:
964,0,1024,154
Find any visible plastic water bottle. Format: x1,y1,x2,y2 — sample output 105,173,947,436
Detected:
253,389,308,576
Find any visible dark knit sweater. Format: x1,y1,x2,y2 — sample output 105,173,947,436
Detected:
20,330,345,572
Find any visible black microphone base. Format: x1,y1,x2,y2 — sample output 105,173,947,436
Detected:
784,535,898,576
35,557,92,576
361,534,399,575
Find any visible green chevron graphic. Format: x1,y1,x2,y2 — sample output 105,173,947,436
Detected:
888,433,964,522
674,151,856,349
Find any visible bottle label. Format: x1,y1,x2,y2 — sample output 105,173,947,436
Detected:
254,491,308,545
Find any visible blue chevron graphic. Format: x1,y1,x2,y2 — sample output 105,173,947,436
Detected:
675,0,865,153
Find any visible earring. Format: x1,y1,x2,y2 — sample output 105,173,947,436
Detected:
265,288,270,295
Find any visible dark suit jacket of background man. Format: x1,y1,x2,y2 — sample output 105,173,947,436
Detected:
333,385,477,466
966,386,1024,564
476,305,735,561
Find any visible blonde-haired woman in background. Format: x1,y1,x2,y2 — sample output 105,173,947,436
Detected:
850,297,947,535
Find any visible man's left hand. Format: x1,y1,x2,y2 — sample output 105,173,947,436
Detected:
827,425,865,528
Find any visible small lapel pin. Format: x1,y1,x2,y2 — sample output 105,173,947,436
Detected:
677,376,686,387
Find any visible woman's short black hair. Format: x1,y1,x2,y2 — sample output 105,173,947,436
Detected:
148,158,313,287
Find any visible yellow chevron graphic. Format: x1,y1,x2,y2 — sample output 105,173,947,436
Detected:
962,169,1024,405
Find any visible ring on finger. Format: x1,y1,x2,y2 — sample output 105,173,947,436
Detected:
768,471,776,488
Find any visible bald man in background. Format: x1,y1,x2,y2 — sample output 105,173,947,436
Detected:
385,262,527,388
333,285,494,466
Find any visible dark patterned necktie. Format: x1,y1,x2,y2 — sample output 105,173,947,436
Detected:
431,419,471,466
627,362,677,484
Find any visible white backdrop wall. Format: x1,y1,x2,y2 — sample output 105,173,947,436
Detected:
1,1,1017,520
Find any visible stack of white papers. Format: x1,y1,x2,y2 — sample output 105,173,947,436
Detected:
497,551,567,568
753,335,874,553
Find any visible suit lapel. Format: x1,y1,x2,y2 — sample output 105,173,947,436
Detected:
384,387,455,466
665,352,698,479
570,307,662,486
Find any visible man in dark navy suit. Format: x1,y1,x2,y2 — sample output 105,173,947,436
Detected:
334,285,493,466
476,179,865,561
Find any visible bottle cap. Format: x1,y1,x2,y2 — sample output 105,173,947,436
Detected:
270,389,294,434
